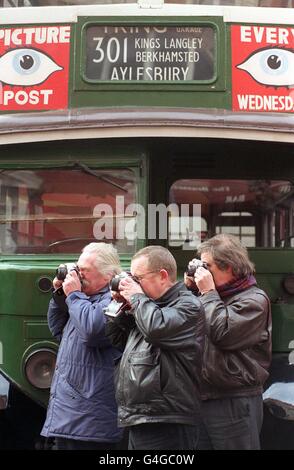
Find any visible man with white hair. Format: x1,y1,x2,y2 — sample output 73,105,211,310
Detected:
41,242,123,450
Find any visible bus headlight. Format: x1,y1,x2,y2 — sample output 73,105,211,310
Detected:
282,274,294,295
24,349,57,389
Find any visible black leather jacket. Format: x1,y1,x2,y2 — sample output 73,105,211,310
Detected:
106,282,205,427
199,285,272,400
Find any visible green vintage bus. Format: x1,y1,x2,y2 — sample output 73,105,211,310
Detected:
0,0,293,449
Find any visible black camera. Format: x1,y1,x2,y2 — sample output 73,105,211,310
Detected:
110,271,133,292
53,263,81,298
185,259,208,277
56,263,80,281
104,271,135,318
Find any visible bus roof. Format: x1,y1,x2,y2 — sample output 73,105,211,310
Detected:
0,3,293,26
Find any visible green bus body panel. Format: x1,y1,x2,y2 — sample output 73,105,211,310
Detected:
250,250,294,352
0,260,59,405
0,264,54,316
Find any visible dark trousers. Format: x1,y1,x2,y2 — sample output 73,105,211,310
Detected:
198,395,263,450
54,437,117,450
128,422,199,450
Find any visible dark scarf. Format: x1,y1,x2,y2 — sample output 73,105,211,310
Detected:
216,274,257,299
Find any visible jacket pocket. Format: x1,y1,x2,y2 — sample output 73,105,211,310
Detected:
202,344,261,389
124,350,161,405
66,362,112,400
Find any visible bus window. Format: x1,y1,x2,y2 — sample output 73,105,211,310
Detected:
215,212,255,247
169,179,294,248
0,168,137,254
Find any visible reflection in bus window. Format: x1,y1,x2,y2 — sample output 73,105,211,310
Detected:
169,179,294,247
215,211,255,247
0,168,137,254
168,214,207,248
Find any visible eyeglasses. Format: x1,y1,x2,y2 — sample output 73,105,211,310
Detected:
133,270,160,283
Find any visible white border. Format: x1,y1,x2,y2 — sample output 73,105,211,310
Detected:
0,4,293,25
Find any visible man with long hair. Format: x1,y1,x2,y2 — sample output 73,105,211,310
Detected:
185,234,272,450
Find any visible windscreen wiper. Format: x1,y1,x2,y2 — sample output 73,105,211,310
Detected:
74,162,128,192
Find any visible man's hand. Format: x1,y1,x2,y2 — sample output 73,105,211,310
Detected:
52,277,63,291
111,291,126,303
118,276,144,303
194,267,215,295
184,272,197,291
62,269,82,297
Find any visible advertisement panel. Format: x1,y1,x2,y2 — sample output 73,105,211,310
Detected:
0,25,71,111
231,24,294,113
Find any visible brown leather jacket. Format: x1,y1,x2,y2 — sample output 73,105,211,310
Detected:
199,285,272,400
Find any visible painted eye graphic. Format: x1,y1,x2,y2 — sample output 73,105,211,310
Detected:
0,48,63,86
237,47,294,87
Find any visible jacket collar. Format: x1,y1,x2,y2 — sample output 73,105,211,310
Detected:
155,281,185,307
87,284,110,301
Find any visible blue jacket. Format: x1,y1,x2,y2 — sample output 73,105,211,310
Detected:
41,286,122,443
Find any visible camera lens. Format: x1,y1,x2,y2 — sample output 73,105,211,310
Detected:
110,276,121,292
186,265,196,277
56,265,68,281
110,271,132,292
185,260,207,277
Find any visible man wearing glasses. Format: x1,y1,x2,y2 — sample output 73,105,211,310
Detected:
106,245,205,450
